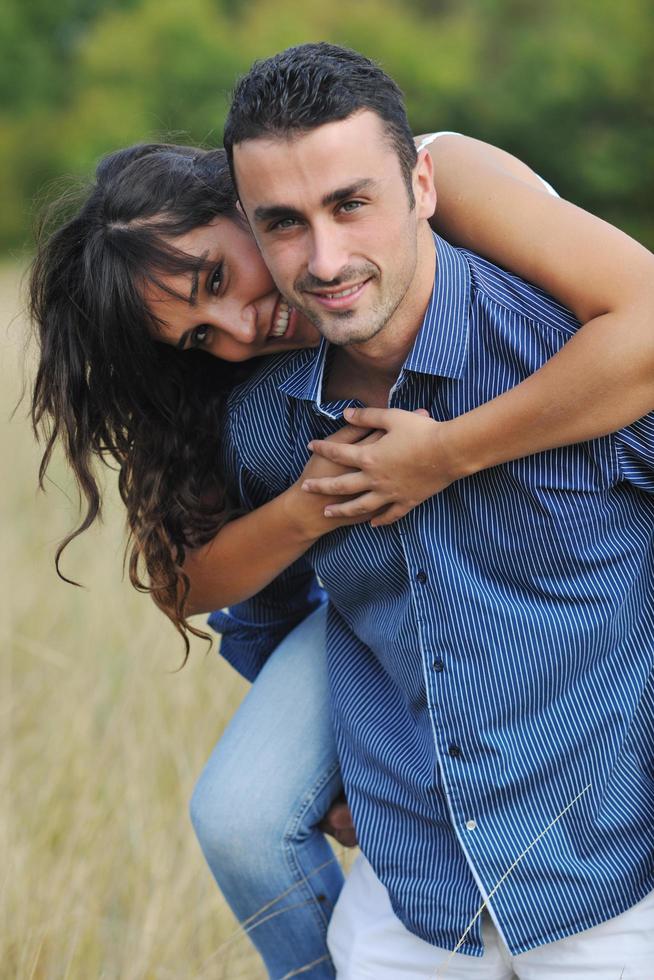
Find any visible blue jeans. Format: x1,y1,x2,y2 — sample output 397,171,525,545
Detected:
190,603,343,979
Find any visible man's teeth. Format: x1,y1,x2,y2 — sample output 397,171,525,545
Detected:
271,300,291,337
319,284,361,299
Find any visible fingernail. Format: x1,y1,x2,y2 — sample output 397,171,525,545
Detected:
343,408,354,419
324,509,333,518
301,482,311,491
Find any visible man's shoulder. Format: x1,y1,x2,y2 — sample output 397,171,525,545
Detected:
227,347,315,414
222,348,315,493
457,245,580,338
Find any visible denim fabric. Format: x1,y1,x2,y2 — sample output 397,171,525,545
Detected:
190,604,343,979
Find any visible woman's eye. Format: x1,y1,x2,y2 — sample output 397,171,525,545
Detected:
192,325,211,348
209,264,223,295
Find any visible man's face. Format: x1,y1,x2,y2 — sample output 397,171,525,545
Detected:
233,111,436,349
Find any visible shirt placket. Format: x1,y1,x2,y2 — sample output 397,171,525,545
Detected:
390,374,493,911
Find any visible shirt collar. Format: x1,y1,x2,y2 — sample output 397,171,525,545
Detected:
278,233,471,410
402,234,470,379
277,342,328,404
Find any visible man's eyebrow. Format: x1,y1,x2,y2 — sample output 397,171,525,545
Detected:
253,203,303,224
252,179,376,224
321,179,375,208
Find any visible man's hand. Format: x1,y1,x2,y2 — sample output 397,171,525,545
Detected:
302,406,459,526
319,794,358,848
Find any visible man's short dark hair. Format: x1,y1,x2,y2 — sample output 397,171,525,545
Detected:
223,42,418,207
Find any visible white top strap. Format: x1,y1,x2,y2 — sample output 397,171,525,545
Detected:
416,131,558,197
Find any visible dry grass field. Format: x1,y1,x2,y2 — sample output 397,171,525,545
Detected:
1,262,272,979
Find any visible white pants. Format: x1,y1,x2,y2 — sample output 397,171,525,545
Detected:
327,855,654,979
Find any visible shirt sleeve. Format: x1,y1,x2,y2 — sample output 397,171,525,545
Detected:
209,406,326,682
614,413,654,493
208,571,327,683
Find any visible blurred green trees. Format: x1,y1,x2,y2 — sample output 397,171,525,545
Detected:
2,0,653,251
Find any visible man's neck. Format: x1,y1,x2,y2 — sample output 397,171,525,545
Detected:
323,225,436,408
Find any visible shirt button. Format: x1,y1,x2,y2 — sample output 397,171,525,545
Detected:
465,819,477,831
432,658,444,672
448,744,461,758
416,570,428,584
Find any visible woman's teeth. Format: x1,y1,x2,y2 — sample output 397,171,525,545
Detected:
271,299,291,337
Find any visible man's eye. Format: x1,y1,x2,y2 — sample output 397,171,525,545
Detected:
191,325,211,348
340,201,363,213
209,264,223,295
270,217,298,231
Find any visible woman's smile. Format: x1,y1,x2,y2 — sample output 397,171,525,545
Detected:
144,216,320,362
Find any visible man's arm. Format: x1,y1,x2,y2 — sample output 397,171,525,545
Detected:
613,413,654,494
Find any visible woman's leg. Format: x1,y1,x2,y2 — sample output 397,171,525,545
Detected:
190,603,343,979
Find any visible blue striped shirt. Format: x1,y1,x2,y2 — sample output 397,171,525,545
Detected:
210,234,654,956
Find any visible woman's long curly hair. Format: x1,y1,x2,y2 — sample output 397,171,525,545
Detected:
29,143,253,658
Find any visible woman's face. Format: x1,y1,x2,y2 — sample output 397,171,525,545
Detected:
144,216,320,362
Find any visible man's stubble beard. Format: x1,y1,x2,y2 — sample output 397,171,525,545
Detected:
294,275,414,349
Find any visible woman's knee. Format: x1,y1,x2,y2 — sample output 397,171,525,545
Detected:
189,755,289,869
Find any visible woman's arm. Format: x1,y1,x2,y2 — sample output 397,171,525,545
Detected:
302,135,654,522
184,424,382,614
423,133,654,446
186,136,654,607
185,484,321,615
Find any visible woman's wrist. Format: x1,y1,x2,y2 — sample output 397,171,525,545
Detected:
433,414,490,485
280,482,331,545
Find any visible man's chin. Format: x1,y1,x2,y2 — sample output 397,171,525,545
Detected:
303,310,382,347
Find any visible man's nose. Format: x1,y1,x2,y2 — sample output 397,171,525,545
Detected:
307,224,348,284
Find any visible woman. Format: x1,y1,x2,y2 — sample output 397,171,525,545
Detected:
30,134,654,979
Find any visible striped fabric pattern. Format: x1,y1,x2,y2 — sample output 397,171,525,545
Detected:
210,234,654,956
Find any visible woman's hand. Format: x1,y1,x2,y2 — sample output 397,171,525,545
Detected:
301,407,457,526
284,422,385,540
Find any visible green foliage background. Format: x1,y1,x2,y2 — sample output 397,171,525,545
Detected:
3,0,653,253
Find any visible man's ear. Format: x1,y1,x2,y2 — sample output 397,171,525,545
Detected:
413,148,437,221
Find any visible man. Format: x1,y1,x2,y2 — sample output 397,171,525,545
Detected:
215,43,654,976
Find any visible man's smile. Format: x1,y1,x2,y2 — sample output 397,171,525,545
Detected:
307,279,372,311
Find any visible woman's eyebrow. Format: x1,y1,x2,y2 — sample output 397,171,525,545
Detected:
187,270,200,306
175,328,192,351
187,250,210,306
